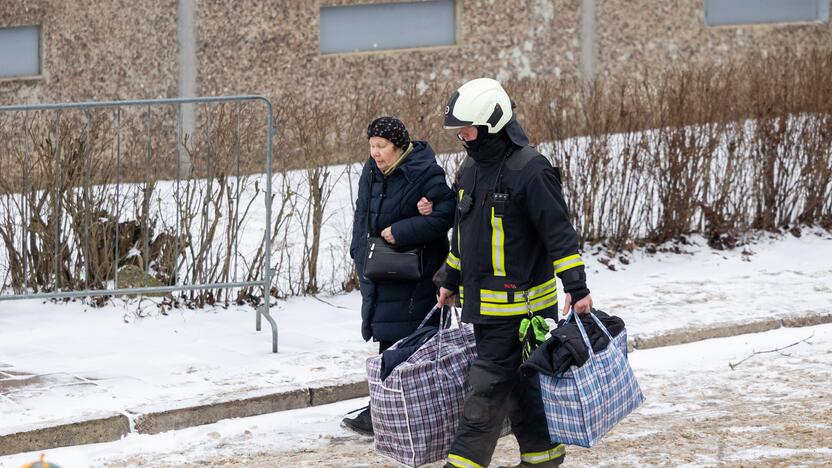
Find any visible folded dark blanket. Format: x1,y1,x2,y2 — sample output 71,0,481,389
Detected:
380,325,439,380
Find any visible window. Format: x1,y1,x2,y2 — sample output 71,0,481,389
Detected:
320,0,456,54
0,26,41,78
705,0,829,27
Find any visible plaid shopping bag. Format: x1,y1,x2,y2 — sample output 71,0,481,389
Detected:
539,310,644,448
367,307,509,467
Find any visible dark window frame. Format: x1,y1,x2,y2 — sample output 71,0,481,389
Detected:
319,0,457,55
0,25,42,80
704,0,830,27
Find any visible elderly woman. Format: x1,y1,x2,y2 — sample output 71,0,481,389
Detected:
343,116,454,436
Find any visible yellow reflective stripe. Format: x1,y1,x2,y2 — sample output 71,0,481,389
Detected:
447,454,483,468
480,289,508,303
480,302,531,315
554,254,584,274
480,278,556,305
526,277,557,299
521,444,566,464
446,252,461,270
480,290,558,316
490,207,506,277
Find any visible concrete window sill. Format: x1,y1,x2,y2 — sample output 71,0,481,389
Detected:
0,74,44,84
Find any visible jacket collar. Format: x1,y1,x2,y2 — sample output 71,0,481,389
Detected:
371,141,435,183
382,142,414,177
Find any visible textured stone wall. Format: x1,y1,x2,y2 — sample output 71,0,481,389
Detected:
196,0,582,102
0,0,178,105
1,0,830,106
595,0,832,80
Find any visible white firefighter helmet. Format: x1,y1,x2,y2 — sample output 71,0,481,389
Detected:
443,78,513,134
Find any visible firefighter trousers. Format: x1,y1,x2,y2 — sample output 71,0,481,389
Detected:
447,319,564,468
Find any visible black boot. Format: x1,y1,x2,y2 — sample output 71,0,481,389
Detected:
341,405,373,437
498,457,565,468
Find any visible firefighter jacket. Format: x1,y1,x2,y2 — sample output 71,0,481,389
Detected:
441,144,589,324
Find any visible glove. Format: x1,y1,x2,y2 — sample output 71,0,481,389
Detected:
519,315,550,361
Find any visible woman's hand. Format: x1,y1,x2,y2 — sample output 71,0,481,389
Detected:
381,226,396,245
417,197,433,216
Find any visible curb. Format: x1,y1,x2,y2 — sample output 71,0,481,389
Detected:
3,312,830,456
0,413,129,457
131,388,311,435
630,312,832,350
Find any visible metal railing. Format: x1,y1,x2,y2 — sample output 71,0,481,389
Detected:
0,95,279,352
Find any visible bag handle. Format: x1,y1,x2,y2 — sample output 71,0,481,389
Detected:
563,308,613,357
416,304,452,330
432,305,471,380
431,305,471,421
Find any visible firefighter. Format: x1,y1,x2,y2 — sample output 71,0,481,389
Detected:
438,78,593,468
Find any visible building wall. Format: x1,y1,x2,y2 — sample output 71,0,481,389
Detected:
196,0,582,102
1,0,830,105
0,0,178,104
595,0,832,80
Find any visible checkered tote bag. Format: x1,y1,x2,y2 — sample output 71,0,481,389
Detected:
366,307,483,467
539,310,644,448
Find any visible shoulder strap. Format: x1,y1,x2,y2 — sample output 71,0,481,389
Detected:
505,145,540,171
505,145,563,183
454,156,475,188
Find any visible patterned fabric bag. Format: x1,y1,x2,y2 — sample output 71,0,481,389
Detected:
367,307,507,467
539,310,644,448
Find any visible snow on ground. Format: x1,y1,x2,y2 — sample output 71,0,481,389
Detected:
2,322,830,468
0,228,830,434
586,228,832,337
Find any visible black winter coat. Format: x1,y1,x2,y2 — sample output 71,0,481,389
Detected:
350,141,455,342
442,142,588,324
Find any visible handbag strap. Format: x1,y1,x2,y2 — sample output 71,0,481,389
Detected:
365,169,387,238
365,170,373,237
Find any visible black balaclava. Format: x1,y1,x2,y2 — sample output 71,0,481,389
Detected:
464,125,515,165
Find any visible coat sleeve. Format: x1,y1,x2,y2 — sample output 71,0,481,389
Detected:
350,161,371,261
522,157,590,302
389,166,454,248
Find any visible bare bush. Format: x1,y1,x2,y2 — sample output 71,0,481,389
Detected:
0,102,279,307
1,48,830,305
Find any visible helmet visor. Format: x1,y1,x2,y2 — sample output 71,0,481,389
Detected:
443,91,474,129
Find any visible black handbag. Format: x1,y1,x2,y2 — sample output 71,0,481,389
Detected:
362,170,424,282
364,236,423,282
